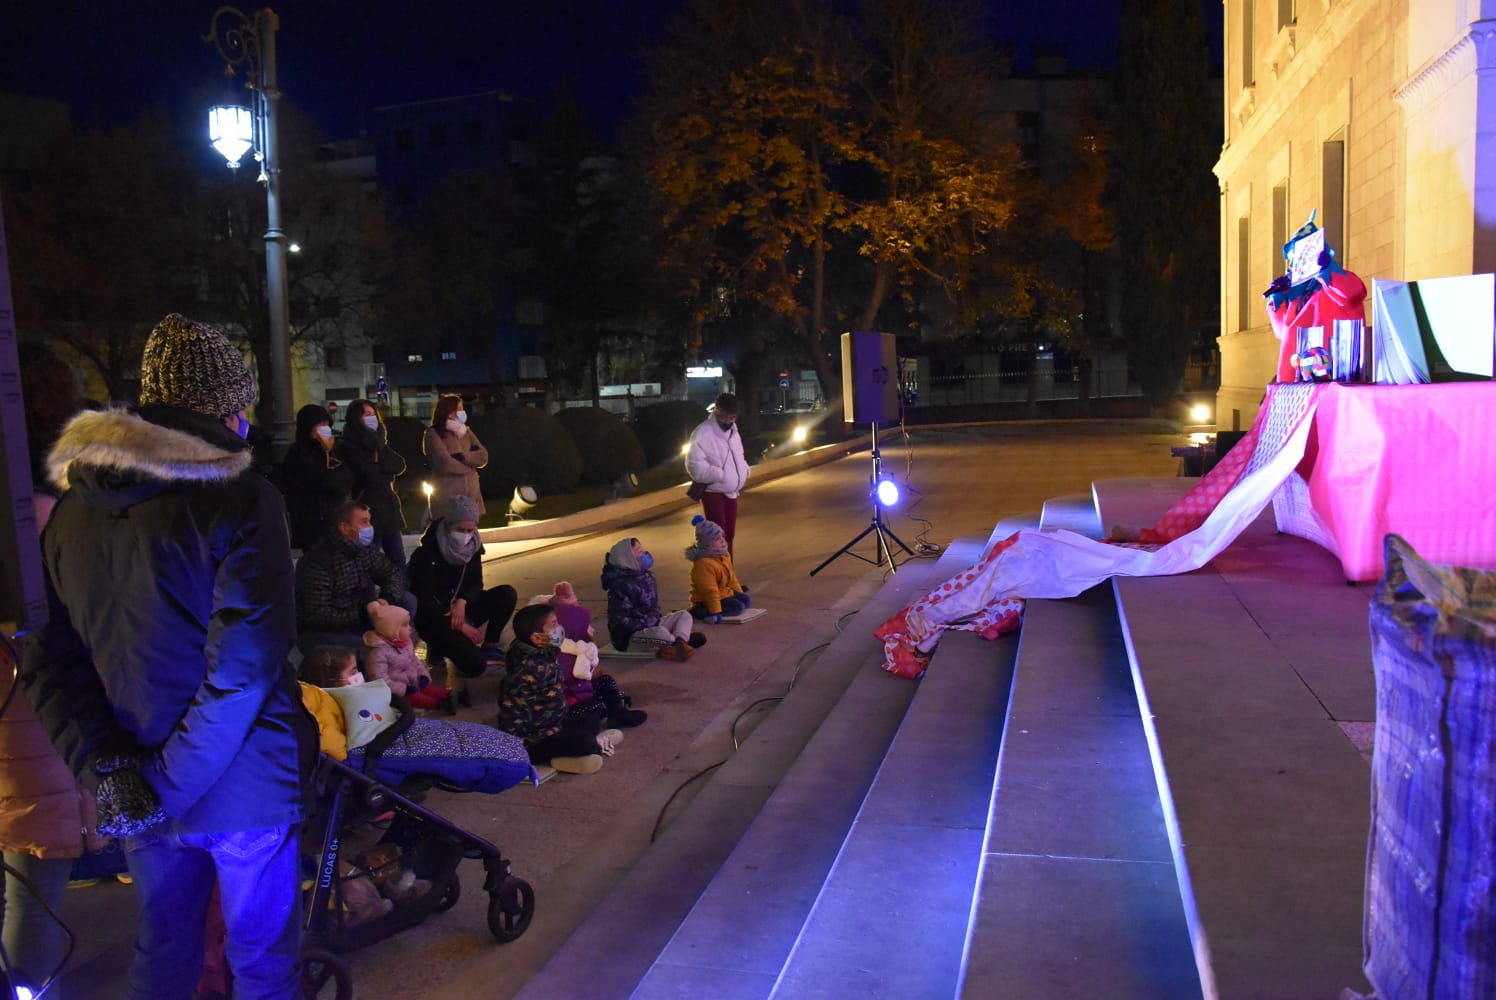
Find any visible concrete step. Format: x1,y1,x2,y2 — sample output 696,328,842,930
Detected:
517,540,981,1000
1040,491,1105,539
768,629,1017,998
960,585,1201,998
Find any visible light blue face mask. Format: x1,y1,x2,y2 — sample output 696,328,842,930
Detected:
235,415,250,439
357,525,375,547
639,551,654,570
546,626,566,647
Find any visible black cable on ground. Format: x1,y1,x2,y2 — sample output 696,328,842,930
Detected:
648,609,858,843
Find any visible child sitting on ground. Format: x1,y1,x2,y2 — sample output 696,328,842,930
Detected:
363,599,452,712
499,603,622,774
687,515,751,623
600,536,707,660
533,582,647,729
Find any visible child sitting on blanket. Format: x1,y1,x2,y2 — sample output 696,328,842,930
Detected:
600,535,707,661
499,603,623,774
686,516,751,624
530,582,647,729
363,599,452,712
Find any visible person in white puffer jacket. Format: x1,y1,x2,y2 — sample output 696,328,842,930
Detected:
685,393,751,556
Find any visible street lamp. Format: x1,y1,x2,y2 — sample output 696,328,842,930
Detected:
203,6,294,450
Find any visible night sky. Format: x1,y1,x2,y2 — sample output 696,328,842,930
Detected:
0,1,1198,143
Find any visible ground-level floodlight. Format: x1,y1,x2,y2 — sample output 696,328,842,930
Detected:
610,472,640,501
792,426,809,446
508,485,539,521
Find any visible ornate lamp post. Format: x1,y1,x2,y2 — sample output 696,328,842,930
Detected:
203,6,294,449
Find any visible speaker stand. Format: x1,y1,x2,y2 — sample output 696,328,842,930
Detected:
810,421,915,576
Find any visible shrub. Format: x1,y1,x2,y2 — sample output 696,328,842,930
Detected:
554,406,645,484
633,399,708,466
469,405,583,502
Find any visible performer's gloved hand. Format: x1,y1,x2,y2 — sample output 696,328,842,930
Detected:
91,754,167,838
1262,274,1291,298
1317,249,1333,267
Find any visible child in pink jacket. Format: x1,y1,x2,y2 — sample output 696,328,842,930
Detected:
363,599,451,712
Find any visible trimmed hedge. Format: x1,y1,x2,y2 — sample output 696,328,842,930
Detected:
555,406,645,484
469,405,583,502
633,399,708,466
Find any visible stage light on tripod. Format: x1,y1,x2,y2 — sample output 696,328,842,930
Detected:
875,477,900,507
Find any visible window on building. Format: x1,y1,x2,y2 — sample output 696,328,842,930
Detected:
1278,0,1295,30
395,128,413,153
407,353,424,363
1322,136,1346,259
429,125,448,149
1237,216,1252,331
463,120,483,144
1242,2,1255,88
324,346,346,370
1271,182,1289,280
440,351,457,361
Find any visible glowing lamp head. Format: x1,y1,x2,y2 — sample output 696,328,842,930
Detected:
208,104,254,168
1189,403,1212,423
875,478,900,507
680,442,690,457
791,426,809,445
421,481,434,500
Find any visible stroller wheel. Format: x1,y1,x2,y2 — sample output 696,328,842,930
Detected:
431,873,460,913
300,947,352,1000
487,877,535,942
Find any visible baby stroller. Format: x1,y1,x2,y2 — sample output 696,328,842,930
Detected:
299,695,537,999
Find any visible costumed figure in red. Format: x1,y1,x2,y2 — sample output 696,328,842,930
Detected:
1263,210,1367,383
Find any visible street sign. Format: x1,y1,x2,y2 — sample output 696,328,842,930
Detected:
779,378,790,389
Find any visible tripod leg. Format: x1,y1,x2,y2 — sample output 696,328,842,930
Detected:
872,525,900,573
809,522,880,576
880,524,916,556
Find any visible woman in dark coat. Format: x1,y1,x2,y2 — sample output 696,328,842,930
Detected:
338,399,408,567
407,494,516,707
279,404,353,550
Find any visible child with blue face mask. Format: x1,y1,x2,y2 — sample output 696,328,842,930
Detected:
498,603,620,774
600,536,706,660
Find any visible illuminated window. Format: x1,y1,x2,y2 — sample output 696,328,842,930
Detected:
407,353,423,363
1242,2,1255,88
440,351,457,361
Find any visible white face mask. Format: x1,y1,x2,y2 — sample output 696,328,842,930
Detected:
344,670,364,687
314,424,333,441
362,415,379,431
451,530,476,546
446,418,468,436
455,410,468,424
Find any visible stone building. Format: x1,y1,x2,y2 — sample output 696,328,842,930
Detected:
1213,0,1496,428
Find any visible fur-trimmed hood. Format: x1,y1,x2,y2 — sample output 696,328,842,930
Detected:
47,406,252,497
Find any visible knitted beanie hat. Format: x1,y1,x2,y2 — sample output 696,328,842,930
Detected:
551,581,579,605
366,599,409,640
689,515,728,558
444,494,481,525
139,313,257,417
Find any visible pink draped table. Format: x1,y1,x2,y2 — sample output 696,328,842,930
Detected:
1268,380,1496,581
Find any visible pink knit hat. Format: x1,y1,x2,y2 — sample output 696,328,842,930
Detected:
551,581,579,605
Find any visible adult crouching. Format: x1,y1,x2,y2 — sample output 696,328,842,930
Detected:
408,495,516,707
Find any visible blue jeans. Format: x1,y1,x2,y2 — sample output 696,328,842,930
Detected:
124,824,301,1000
0,851,73,994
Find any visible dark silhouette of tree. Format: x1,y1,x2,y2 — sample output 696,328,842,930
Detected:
636,0,1022,412
1116,0,1219,404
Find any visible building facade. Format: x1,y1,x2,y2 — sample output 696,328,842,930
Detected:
1214,0,1496,428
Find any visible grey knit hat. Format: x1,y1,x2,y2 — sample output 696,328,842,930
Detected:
444,494,481,525
139,313,257,418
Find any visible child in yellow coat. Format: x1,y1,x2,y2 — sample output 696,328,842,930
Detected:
686,516,751,624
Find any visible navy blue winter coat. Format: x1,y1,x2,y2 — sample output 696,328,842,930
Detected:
20,405,311,834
